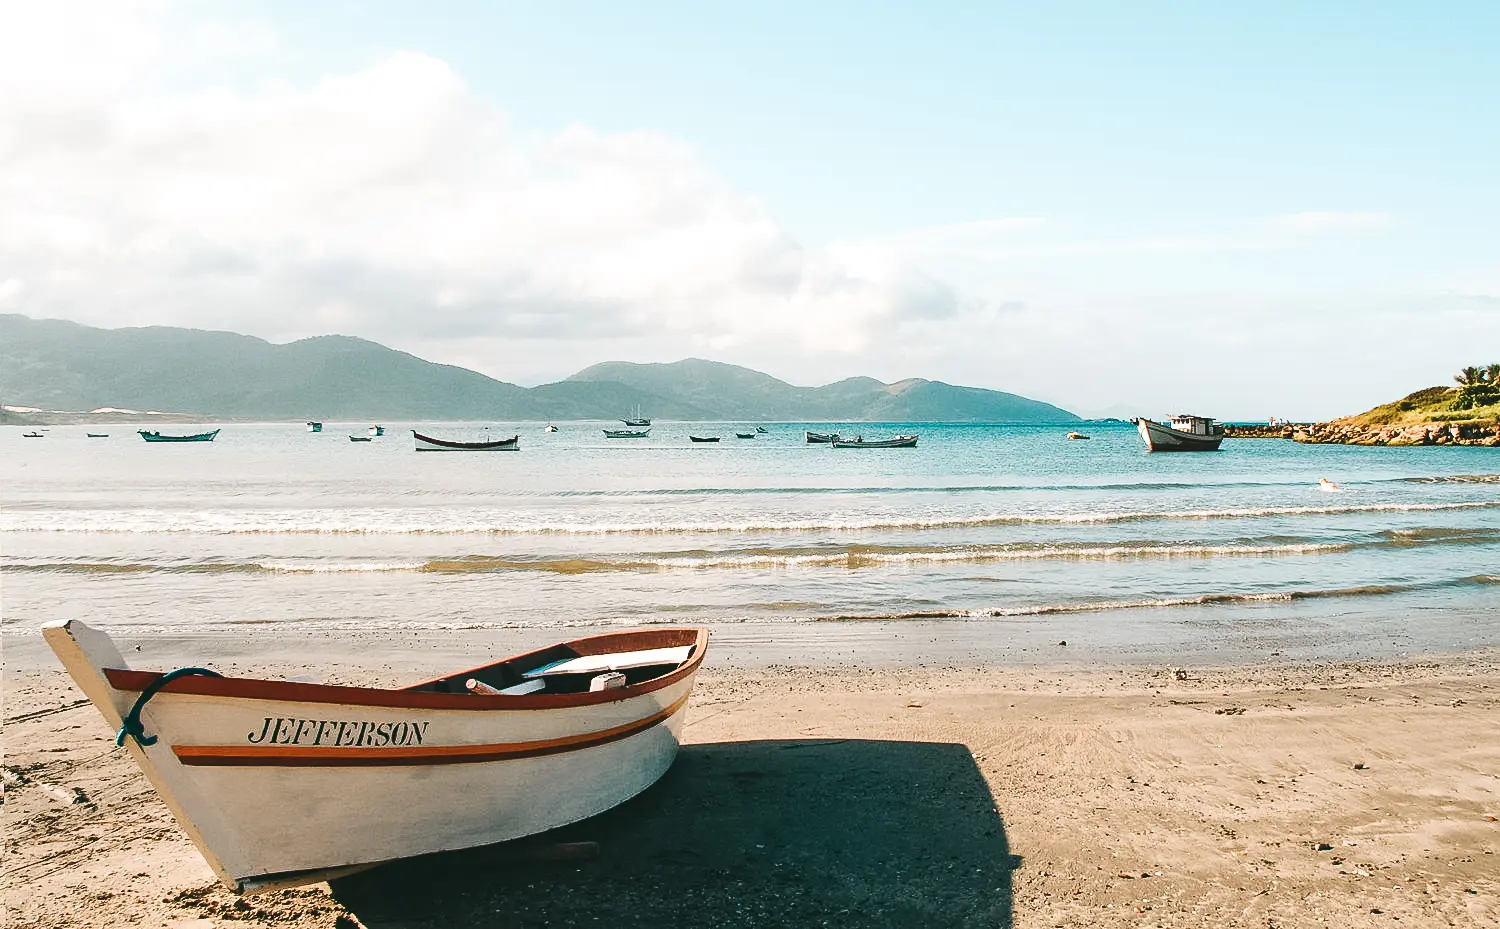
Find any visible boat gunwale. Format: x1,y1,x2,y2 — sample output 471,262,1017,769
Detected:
101,628,707,711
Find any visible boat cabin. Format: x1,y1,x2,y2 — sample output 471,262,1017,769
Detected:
1168,415,1223,436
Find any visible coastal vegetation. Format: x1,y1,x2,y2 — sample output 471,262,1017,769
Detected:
1227,365,1500,446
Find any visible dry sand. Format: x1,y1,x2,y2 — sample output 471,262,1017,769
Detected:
4,640,1497,928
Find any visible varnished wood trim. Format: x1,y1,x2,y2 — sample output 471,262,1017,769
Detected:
103,629,707,710
173,692,691,767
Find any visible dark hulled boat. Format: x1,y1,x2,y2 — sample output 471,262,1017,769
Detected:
830,435,918,448
412,430,519,451
139,429,220,443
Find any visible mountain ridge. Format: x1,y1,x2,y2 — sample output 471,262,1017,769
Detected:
0,314,1079,422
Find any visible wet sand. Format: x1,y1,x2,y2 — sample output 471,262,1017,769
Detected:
4,632,1498,928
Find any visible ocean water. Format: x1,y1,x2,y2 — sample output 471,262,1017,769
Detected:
4,421,1499,658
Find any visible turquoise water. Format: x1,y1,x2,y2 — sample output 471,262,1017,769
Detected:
3,421,1498,657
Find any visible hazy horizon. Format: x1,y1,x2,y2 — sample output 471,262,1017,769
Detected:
3,3,1497,421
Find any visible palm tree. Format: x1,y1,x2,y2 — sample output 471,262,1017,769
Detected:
1455,366,1484,386
1486,363,1500,385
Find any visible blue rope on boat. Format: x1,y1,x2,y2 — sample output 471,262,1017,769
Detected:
116,667,223,748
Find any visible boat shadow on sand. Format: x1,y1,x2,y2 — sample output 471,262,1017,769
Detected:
330,738,1016,929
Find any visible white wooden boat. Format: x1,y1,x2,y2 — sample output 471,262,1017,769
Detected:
1134,415,1224,451
602,428,649,438
413,430,519,451
43,621,708,894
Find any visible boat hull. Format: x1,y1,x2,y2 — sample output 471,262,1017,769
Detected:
1136,419,1224,451
139,429,220,443
44,621,705,893
412,431,519,451
804,432,837,443
831,436,918,448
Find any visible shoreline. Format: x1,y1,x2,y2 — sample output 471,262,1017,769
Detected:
8,597,1500,677
6,633,1498,927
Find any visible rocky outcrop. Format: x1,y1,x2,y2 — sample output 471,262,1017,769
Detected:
1226,421,1500,446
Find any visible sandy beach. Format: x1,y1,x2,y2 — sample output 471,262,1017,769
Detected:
4,632,1497,929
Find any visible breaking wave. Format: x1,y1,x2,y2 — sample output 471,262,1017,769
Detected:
5,500,1499,536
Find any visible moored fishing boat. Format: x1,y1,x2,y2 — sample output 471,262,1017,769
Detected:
831,434,918,448
688,435,720,442
43,620,707,894
349,435,372,442
86,433,110,438
544,424,558,433
413,430,519,451
368,425,385,437
735,432,756,439
603,428,649,438
621,406,651,427
1066,432,1091,440
306,422,323,433
22,431,44,438
139,429,220,443
1134,415,1224,452
804,431,839,443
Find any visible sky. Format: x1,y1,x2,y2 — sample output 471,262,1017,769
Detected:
2,1,1498,419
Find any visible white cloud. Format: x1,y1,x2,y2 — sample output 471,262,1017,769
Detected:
0,3,1482,421
0,7,954,378
1266,211,1394,235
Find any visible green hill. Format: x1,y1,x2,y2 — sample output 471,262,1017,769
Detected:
0,314,1077,422
566,359,1077,422
1339,383,1500,428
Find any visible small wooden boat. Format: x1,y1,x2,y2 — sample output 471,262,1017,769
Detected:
735,432,757,439
1134,415,1224,452
831,435,918,448
139,429,220,443
603,429,649,438
306,422,323,433
87,433,109,438
22,431,44,438
43,620,707,894
688,435,720,443
349,435,372,442
1066,432,1091,440
413,431,519,451
368,425,385,437
804,431,838,443
755,426,768,434
544,424,558,433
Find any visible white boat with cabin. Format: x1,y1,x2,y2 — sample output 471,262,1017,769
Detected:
43,620,707,894
1135,414,1225,451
